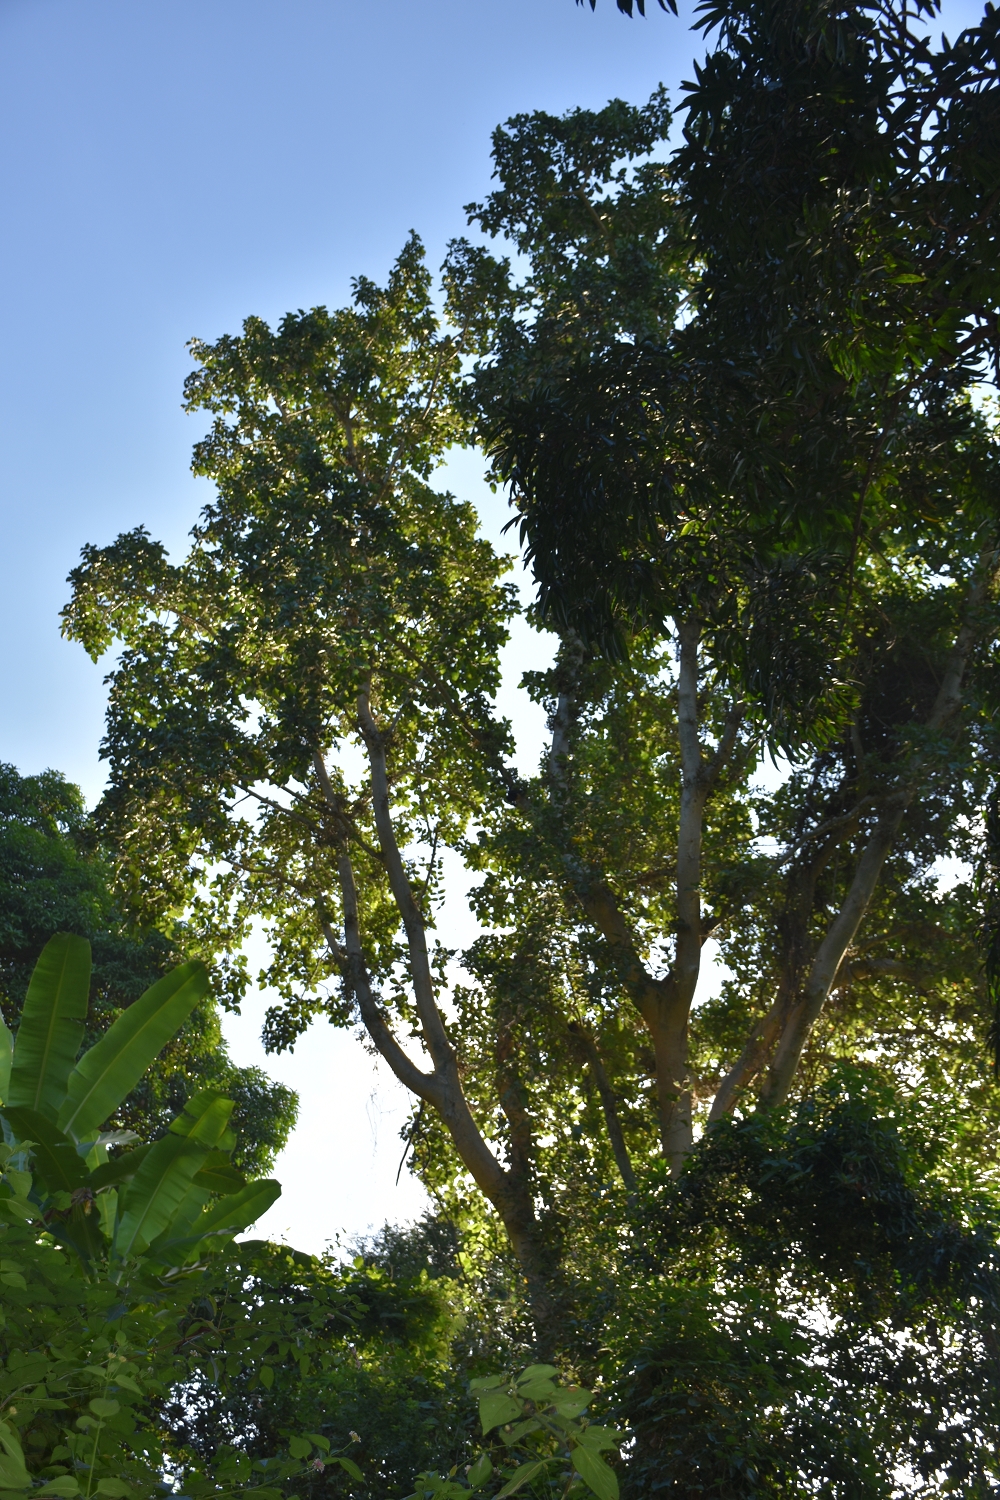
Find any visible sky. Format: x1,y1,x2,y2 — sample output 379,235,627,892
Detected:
0,0,985,1255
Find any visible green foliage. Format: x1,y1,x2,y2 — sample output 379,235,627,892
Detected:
0,764,296,1175
0,1149,367,1500
0,934,278,1266
408,1367,622,1500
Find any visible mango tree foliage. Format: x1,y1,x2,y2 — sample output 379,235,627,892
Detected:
61,237,581,1340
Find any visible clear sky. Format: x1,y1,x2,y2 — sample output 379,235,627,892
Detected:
1,0,984,1254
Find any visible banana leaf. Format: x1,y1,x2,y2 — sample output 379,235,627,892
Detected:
87,1142,153,1191
59,960,208,1142
149,1177,281,1263
7,933,90,1119
0,1018,12,1103
192,1151,246,1194
0,1105,87,1192
170,1091,235,1149
114,1133,209,1258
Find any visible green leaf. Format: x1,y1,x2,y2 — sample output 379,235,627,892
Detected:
502,1419,540,1445
192,1151,246,1194
168,1093,234,1149
467,1454,492,1489
479,1391,523,1433
495,1460,553,1498
516,1364,558,1384
550,1387,591,1418
469,1375,505,1391
191,1177,281,1241
516,1377,557,1402
0,1018,12,1104
0,1107,87,1193
578,1427,619,1453
260,1365,274,1389
571,1447,619,1500
332,1457,364,1481
114,1134,208,1257
288,1436,312,1460
0,1449,31,1489
38,1477,82,1495
95,1482,132,1497
87,1144,152,1191
8,933,90,1120
89,1398,120,1418
59,960,208,1142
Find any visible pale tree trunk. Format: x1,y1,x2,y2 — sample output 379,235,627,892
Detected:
712,558,996,1118
312,702,561,1351
549,620,744,1174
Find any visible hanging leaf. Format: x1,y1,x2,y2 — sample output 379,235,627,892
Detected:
87,1143,152,1191
0,1106,87,1192
572,1446,619,1500
7,933,90,1120
468,1453,493,1489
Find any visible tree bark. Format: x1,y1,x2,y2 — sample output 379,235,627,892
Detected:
313,717,562,1350
714,558,995,1118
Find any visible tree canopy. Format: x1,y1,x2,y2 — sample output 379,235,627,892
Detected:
50,0,1000,1489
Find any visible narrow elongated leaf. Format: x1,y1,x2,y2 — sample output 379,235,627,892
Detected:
151,1178,282,1262
571,1446,619,1500
496,1460,553,1498
59,960,208,1141
194,1177,281,1238
0,1106,87,1191
8,933,90,1119
0,1018,12,1103
114,1133,208,1257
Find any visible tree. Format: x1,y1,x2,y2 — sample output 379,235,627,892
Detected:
61,237,573,1346
0,762,296,1175
60,42,1000,1472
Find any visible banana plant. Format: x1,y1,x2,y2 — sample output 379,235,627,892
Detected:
0,932,280,1265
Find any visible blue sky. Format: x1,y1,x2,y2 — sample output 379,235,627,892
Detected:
0,0,699,799
1,0,985,1252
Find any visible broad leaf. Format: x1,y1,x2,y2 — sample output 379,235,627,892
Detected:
550,1386,592,1418
0,1106,87,1192
114,1133,207,1257
169,1091,234,1149
332,1458,364,1481
571,1446,619,1500
8,933,90,1119
578,1427,620,1452
193,1177,281,1238
192,1151,246,1193
59,960,208,1142
87,1142,152,1191
468,1453,493,1489
479,1391,523,1433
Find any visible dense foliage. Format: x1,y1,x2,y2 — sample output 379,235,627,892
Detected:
8,0,998,1492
